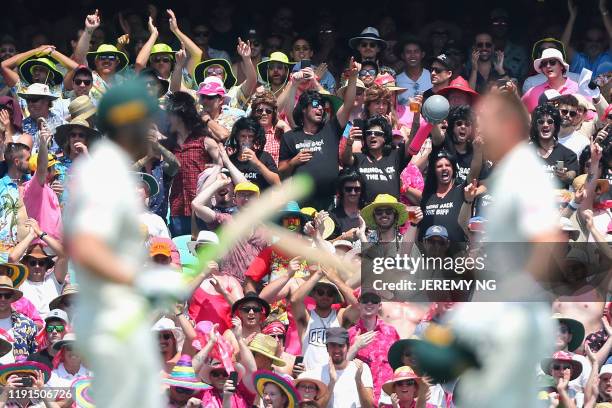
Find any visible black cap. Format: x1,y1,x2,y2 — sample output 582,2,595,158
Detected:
325,327,349,345
431,54,457,72
231,291,271,316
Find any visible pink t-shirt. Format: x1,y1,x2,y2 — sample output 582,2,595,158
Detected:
521,78,581,113
22,179,62,240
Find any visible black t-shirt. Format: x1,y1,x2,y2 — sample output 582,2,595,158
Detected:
537,143,579,189
230,151,278,191
419,182,467,242
432,136,490,184
353,143,410,204
279,117,342,206
329,206,361,235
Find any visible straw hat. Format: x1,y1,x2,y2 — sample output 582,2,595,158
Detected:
382,366,421,395
336,78,366,100
67,96,97,121
49,283,78,310
300,207,335,240
52,332,76,352
0,276,22,302
360,194,408,228
54,118,100,151
308,279,344,303
572,174,609,194
248,334,286,366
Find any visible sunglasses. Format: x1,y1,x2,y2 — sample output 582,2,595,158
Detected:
396,379,417,387
476,42,493,48
26,97,44,104
454,120,472,127
210,370,229,378
552,364,572,370
537,118,554,125
360,41,378,49
73,79,92,86
344,186,361,193
175,387,196,395
200,94,220,100
27,259,48,267
403,350,412,357
255,107,274,115
0,292,13,300
46,324,65,333
374,208,395,216
310,99,323,109
269,62,287,71
97,55,117,62
239,305,263,313
559,109,578,118
206,68,225,76
359,296,380,304
269,333,285,341
359,69,376,77
539,59,558,68
158,332,173,340
430,66,447,74
315,288,335,297
365,130,385,137
492,21,508,26
152,56,172,64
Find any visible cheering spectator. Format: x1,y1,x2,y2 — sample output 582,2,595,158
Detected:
395,36,432,105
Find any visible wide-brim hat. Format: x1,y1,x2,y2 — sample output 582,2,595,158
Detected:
278,201,311,225
0,263,28,288
532,38,567,62
54,118,101,150
437,76,479,99
19,57,64,86
49,283,78,310
552,314,585,352
152,317,184,345
572,174,610,194
194,59,237,90
17,83,58,101
52,332,76,352
308,279,344,303
150,43,175,58
257,52,296,85
294,373,328,400
164,355,212,390
253,370,299,408
0,361,51,385
540,351,583,380
300,207,335,240
140,68,170,97
86,44,129,72
318,91,343,115
0,332,12,358
375,74,407,92
349,27,387,50
187,230,219,256
68,95,97,121
534,48,569,75
231,291,271,316
388,337,422,371
72,377,94,408
336,78,366,100
0,275,22,302
135,172,160,197
248,334,286,366
382,366,421,395
361,194,408,228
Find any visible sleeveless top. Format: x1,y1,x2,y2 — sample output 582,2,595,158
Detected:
302,309,339,370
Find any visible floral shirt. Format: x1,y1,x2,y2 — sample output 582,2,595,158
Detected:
10,310,38,358
0,175,23,260
21,112,65,153
348,317,400,404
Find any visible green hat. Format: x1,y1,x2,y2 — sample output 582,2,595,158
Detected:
552,313,585,352
387,337,422,371
96,79,159,133
87,44,129,72
193,59,237,90
257,52,296,86
319,90,343,114
136,172,160,197
18,57,63,86
150,43,175,59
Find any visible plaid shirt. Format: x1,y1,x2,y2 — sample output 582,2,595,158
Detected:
263,127,280,166
10,310,38,358
168,134,211,217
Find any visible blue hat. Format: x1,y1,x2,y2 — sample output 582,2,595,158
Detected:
278,201,311,224
424,225,449,240
596,61,612,77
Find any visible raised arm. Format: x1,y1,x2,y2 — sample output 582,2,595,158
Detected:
134,17,159,73
561,0,578,64
35,123,51,186
290,267,324,327
49,49,78,71
336,58,360,128
259,257,299,302
341,126,358,167
0,45,51,87
167,9,202,77
74,10,101,65
236,38,257,98
170,48,188,93
277,75,301,127
191,173,231,223
217,142,248,184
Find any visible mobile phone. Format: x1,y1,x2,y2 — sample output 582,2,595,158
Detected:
353,119,365,132
294,355,304,365
555,161,564,171
228,371,238,385
301,59,311,69
20,376,33,387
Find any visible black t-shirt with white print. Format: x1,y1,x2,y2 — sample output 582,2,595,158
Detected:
419,182,467,242
230,150,278,191
536,142,579,189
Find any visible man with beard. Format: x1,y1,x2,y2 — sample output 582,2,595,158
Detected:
586,364,612,405
562,0,612,75
303,327,374,408
422,54,456,100
395,37,432,105
554,94,590,157
279,60,359,210
468,31,507,94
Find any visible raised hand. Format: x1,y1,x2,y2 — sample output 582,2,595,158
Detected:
85,9,101,32
148,16,158,37
73,142,89,156
0,110,11,130
347,57,361,78
464,179,479,203
167,9,179,34
354,330,376,350
175,47,188,69
591,141,603,164
471,49,480,68
494,50,505,73
117,34,130,50
231,316,242,339
568,0,578,18
287,256,301,277
354,358,364,381
237,37,251,58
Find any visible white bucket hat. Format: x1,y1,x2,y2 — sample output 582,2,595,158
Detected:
17,83,58,100
534,48,569,75
187,231,220,256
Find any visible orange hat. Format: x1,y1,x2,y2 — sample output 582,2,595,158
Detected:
150,241,171,257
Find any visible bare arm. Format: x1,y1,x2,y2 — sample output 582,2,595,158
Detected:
277,78,299,127
336,58,360,128
169,48,188,93
290,269,325,327
49,49,78,71
354,361,375,408
167,9,202,77
74,10,101,65
203,115,230,142
561,0,578,63
191,176,230,223
341,128,357,167
134,17,159,73
1,46,48,87
217,142,247,184
430,123,445,146
237,38,257,98
469,50,479,91
259,258,299,302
